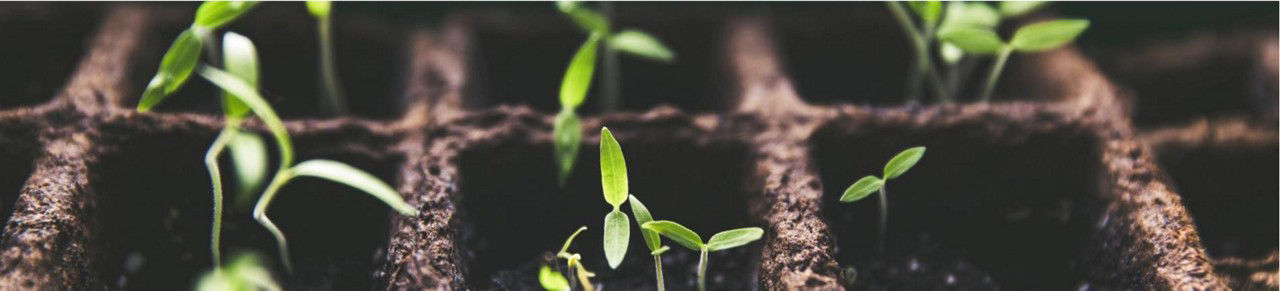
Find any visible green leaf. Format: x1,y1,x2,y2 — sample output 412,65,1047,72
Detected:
553,110,581,186
603,210,630,269
840,176,884,203
555,0,578,13
197,66,293,167
641,220,703,251
1009,19,1089,52
229,130,267,204
539,265,571,291
628,195,661,251
306,0,331,18
705,227,764,252
559,34,600,110
939,2,999,31
138,29,202,112
193,1,259,29
195,252,281,291
221,32,258,119
908,1,943,26
608,29,675,62
883,146,926,180
557,3,609,33
938,27,1004,54
999,1,1048,17
599,127,628,207
558,226,588,255
940,42,964,64
289,159,418,216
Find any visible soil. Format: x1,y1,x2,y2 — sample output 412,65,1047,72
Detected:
0,3,1271,290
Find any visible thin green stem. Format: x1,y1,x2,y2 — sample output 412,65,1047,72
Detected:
980,46,1014,102
886,2,948,103
203,123,239,267
316,15,347,115
877,184,888,253
600,1,620,112
697,248,708,291
653,254,666,291
253,172,294,273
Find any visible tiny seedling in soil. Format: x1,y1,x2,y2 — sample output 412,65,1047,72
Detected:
193,251,281,291
136,1,418,273
629,194,671,291
641,221,763,291
598,127,632,270
839,146,925,252
938,18,1088,101
543,226,597,291
553,0,675,185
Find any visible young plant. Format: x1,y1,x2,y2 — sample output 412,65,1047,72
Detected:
938,19,1088,101
194,252,281,291
598,127,631,269
137,1,258,111
543,226,596,291
641,221,763,291
839,146,925,252
629,194,670,291
553,1,675,185
885,1,947,103
306,0,347,115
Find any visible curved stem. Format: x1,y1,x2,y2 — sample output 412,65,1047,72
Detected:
653,254,666,291
697,248,709,291
980,46,1014,102
204,124,239,267
877,184,888,253
316,15,347,115
252,170,295,273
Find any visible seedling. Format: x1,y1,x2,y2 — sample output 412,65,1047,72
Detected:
306,0,347,115
136,4,419,271
839,146,925,252
544,226,596,291
194,252,281,291
598,127,631,269
938,18,1088,101
641,221,763,291
885,1,947,102
553,1,675,185
629,194,670,291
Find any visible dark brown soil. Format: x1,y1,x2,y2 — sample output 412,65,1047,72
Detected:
0,3,1269,290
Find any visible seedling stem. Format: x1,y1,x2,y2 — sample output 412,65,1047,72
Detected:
979,46,1014,102
312,1,348,115
886,2,948,103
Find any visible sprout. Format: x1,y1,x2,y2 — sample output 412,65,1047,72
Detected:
539,265,571,291
629,194,669,291
547,226,596,291
194,252,281,291
939,19,1089,101
839,146,926,252
641,221,763,291
137,1,258,112
885,1,947,103
306,0,347,115
553,33,601,186
556,0,674,111
598,127,631,269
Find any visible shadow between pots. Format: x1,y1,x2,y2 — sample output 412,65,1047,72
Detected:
0,3,102,109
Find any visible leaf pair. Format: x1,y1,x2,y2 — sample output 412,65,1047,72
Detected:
939,19,1090,55
194,252,281,291
840,147,926,203
138,1,259,112
640,221,764,253
556,1,674,62
599,127,632,269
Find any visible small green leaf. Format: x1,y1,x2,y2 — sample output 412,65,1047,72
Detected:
840,176,883,203
608,29,675,62
939,2,999,31
559,34,600,110
628,195,661,251
193,1,259,29
641,220,703,251
228,130,267,204
221,31,258,119
195,252,281,291
557,3,609,33
306,0,331,18
558,226,588,255
1009,19,1089,52
705,227,764,252
938,27,1005,54
908,1,943,26
603,210,630,269
555,0,578,13
289,159,418,216
599,127,628,207
883,147,926,180
138,29,202,112
539,265,571,291
553,110,581,186
940,42,964,64
999,1,1048,17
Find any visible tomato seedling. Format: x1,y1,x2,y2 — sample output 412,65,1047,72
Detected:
839,146,925,252
641,221,763,291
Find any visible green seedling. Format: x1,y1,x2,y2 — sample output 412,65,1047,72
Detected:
553,1,675,185
629,194,670,291
885,1,947,103
938,19,1088,101
307,0,347,115
138,1,259,112
194,252,281,291
598,127,631,269
839,146,925,252
641,221,763,291
545,226,596,291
